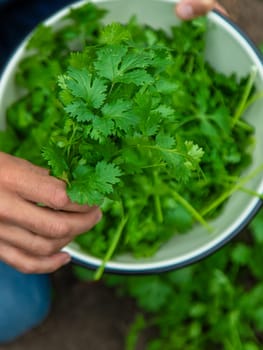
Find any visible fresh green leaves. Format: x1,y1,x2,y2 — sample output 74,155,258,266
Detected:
94,45,153,85
42,143,69,181
68,161,122,205
99,22,132,45
59,67,107,108
1,3,259,264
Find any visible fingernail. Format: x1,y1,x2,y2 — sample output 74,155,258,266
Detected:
177,3,194,20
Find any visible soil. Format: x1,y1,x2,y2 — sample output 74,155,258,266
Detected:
1,0,263,349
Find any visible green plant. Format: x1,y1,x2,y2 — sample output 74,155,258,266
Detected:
1,4,262,279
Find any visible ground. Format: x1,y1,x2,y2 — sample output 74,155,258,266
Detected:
1,0,263,349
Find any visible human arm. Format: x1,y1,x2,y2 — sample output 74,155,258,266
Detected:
175,0,228,20
0,152,102,274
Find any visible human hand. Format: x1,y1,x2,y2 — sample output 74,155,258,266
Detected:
0,152,102,274
175,0,228,20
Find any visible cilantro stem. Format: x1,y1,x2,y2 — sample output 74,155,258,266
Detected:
237,186,263,200
186,55,194,74
109,82,115,95
169,187,213,232
153,171,163,223
234,119,254,132
243,90,263,111
138,144,194,163
201,163,263,217
66,124,78,161
141,162,166,169
94,214,128,281
223,175,263,200
232,66,258,127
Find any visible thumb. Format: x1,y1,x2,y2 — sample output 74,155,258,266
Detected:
175,0,226,20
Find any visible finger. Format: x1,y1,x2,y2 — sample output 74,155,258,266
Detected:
0,239,71,274
0,222,71,257
213,3,229,16
6,169,94,212
0,152,93,211
0,192,102,239
53,201,99,214
0,152,49,176
0,152,68,209
176,0,224,20
20,175,97,212
1,165,70,209
16,158,50,176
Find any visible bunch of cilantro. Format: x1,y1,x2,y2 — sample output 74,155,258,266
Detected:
1,3,259,267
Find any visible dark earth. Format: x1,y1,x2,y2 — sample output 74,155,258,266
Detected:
1,0,263,349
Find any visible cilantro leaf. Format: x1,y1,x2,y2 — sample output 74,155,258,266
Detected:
185,140,204,166
94,45,153,85
42,144,69,180
94,45,128,82
61,67,107,108
95,161,122,194
64,100,97,123
155,132,176,149
67,161,122,205
101,99,134,132
99,23,131,44
67,165,103,205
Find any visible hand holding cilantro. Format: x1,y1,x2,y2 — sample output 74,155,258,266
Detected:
0,152,102,273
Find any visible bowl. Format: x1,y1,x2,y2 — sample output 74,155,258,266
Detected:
0,0,263,274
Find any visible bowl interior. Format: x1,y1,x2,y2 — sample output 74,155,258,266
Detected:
0,0,262,273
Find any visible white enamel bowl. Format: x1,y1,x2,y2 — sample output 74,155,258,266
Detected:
0,0,262,274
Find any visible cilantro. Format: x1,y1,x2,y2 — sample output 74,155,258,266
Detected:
67,161,122,206
42,143,69,181
1,3,262,274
